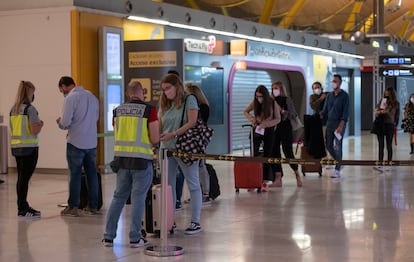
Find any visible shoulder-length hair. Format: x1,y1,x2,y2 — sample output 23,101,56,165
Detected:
271,81,287,97
254,85,272,119
158,73,185,115
11,81,35,113
185,83,209,105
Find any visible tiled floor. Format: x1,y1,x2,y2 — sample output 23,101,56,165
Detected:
1,131,414,262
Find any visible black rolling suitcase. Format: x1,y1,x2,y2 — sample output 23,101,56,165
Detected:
79,172,103,210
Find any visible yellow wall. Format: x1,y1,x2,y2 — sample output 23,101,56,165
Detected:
71,10,164,166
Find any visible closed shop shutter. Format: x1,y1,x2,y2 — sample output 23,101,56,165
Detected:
231,70,272,151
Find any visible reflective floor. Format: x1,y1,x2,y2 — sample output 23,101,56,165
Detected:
1,131,414,262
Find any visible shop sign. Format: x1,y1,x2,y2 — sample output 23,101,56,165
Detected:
184,36,216,54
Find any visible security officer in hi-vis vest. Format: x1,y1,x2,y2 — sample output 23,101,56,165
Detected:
10,80,44,218
103,80,159,248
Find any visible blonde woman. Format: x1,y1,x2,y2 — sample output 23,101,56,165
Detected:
159,74,202,234
10,81,44,217
185,83,212,203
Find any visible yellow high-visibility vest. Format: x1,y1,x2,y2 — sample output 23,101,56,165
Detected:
113,102,153,160
10,105,39,148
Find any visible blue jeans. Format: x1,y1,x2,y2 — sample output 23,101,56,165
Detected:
166,155,202,224
325,127,344,171
66,143,98,209
104,163,153,242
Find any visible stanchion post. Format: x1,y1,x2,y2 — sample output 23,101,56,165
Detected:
145,149,184,257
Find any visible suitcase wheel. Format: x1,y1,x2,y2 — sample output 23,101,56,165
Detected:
302,172,306,177
141,229,147,238
235,188,240,193
319,172,322,177
257,188,262,193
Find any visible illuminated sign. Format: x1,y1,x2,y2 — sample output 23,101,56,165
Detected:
379,56,413,65
379,68,414,77
234,60,247,70
230,39,247,56
184,36,216,54
128,51,177,68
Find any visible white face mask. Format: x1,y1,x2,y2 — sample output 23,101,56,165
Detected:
273,89,280,97
330,82,337,90
314,88,321,95
411,98,414,104
257,97,263,104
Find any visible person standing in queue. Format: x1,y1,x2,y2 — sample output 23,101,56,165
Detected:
159,73,203,235
103,80,159,248
10,81,44,217
320,74,349,178
56,76,99,217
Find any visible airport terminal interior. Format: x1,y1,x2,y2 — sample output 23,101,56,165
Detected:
1,131,414,261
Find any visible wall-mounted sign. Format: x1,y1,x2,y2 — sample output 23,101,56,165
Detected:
379,56,413,65
380,68,414,77
184,36,216,54
230,39,247,56
128,51,177,68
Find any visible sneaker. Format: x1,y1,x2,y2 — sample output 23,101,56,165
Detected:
373,166,384,172
184,222,202,235
325,165,335,170
330,170,341,178
102,239,113,247
202,196,211,205
183,198,191,204
175,201,182,210
18,207,41,218
130,238,149,248
83,207,100,215
60,207,80,217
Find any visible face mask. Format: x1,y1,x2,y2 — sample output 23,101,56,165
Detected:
411,98,414,104
314,88,321,95
257,97,263,104
164,86,176,100
330,82,337,90
273,89,280,97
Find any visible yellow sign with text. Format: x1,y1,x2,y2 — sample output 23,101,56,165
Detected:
128,51,177,68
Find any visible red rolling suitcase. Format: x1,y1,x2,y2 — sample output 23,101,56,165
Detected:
234,124,263,193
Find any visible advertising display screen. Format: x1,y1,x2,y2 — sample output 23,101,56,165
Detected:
106,32,122,80
106,84,122,131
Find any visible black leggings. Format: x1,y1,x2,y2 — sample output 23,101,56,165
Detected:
272,120,298,175
376,124,394,161
252,127,275,181
15,149,39,211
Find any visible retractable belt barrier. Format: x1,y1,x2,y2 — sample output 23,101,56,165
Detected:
168,151,414,167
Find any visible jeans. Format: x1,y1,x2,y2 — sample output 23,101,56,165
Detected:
104,163,153,242
15,148,38,211
66,143,98,209
166,155,202,224
325,127,344,171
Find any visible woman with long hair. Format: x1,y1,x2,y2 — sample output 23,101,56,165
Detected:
373,87,399,172
159,74,203,234
10,81,43,217
271,81,302,187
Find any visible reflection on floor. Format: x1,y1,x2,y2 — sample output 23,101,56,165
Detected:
1,131,414,261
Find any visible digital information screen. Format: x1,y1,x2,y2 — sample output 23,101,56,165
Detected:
106,84,122,131
106,32,121,80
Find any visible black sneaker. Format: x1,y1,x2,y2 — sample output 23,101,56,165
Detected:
175,201,182,210
202,196,211,205
18,208,41,218
184,222,202,235
102,239,113,247
130,238,149,248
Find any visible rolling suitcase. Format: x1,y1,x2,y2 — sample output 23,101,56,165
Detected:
79,172,103,210
300,145,322,176
234,124,263,193
142,184,174,237
206,163,221,200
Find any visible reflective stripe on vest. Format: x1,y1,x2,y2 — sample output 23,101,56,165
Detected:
10,114,39,148
114,113,153,160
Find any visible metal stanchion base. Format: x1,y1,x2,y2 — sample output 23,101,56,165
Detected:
145,245,184,257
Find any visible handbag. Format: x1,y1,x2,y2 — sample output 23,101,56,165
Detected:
290,115,303,131
371,115,385,135
176,95,214,165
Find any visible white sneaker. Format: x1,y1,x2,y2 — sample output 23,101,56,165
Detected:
373,166,384,172
325,165,335,170
330,170,341,178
